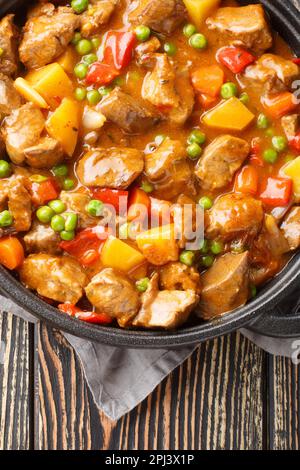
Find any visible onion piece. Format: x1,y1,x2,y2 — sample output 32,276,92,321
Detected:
82,106,106,130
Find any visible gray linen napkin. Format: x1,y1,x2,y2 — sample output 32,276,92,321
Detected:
0,294,299,421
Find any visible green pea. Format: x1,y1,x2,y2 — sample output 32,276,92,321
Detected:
91,37,101,50
48,200,66,214
257,113,269,129
239,92,249,105
199,238,209,254
187,129,206,145
187,143,202,160
199,196,213,211
29,175,48,183
221,82,238,99
136,277,150,292
64,213,78,231
0,160,12,178
98,85,113,96
51,215,65,232
82,53,98,65
201,255,214,268
179,250,195,267
87,199,104,217
71,0,88,14
164,42,177,56
52,164,68,177
140,181,154,193
210,240,224,255
86,89,101,105
36,206,55,224
263,148,278,164
74,87,87,101
71,32,82,45
189,33,207,50
135,25,151,42
74,62,88,79
0,210,13,227
76,39,93,55
183,23,197,38
250,284,257,298
63,179,75,191
154,134,166,146
272,135,288,152
60,230,75,241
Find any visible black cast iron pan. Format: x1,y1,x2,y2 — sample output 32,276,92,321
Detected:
0,0,299,347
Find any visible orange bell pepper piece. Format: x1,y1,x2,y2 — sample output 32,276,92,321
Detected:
234,165,259,196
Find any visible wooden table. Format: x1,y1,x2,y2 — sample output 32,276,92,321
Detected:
0,312,299,450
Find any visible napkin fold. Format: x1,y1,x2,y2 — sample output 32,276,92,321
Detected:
0,293,299,421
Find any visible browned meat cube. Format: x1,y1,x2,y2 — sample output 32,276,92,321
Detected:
99,88,160,134
281,206,300,251
0,73,23,118
24,137,64,169
206,193,264,242
85,268,140,327
207,5,272,53
159,262,201,294
135,37,161,64
8,176,32,232
0,15,20,77
19,5,80,69
81,0,118,37
132,273,198,329
142,54,179,108
129,0,186,35
24,221,61,255
199,252,249,319
19,254,88,303
281,114,299,140
60,191,104,229
77,147,144,189
195,135,250,191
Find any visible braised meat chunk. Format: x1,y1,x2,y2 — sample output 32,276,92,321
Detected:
159,262,201,294
129,0,186,35
8,176,32,232
77,147,144,189
207,5,272,53
199,252,249,320
0,15,19,77
60,191,104,229
281,207,300,251
0,73,23,118
99,88,160,134
19,4,80,69
81,0,118,37
24,221,61,254
281,114,299,140
195,135,250,190
20,254,88,303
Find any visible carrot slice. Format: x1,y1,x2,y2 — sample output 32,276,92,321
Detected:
0,237,24,270
191,65,225,98
262,92,298,119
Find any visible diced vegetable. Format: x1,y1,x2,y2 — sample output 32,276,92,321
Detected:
234,165,259,196
82,106,106,130
101,236,145,272
103,31,136,70
183,0,221,28
128,188,151,222
14,77,49,109
262,92,298,119
60,226,110,266
198,93,217,109
58,303,112,324
57,47,78,74
249,138,264,167
26,63,74,109
280,156,300,200
288,132,300,153
259,177,293,207
86,62,119,86
217,47,256,73
32,178,60,205
0,237,24,270
46,98,80,157
136,224,179,266
202,97,254,131
191,65,224,98
91,188,128,215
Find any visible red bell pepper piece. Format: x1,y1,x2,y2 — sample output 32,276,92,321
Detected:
234,165,259,196
249,138,264,167
127,188,151,221
103,31,136,70
59,226,110,266
259,177,293,207
58,304,112,325
217,46,256,73
91,188,128,215
86,62,120,86
292,58,300,65
31,178,60,205
289,132,300,152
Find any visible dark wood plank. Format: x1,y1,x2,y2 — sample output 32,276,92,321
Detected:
0,312,31,450
37,327,265,450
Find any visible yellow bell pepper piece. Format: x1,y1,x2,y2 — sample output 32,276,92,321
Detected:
14,77,49,109
46,98,80,157
26,63,73,109
183,0,221,28
202,97,255,131
57,47,78,74
280,156,300,201
101,236,145,272
136,224,179,266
